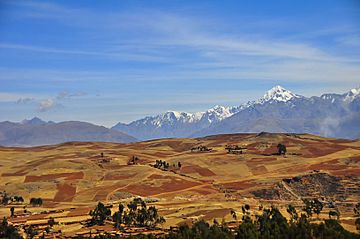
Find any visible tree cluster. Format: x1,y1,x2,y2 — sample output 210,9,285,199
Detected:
154,160,182,171
30,197,43,206
191,145,212,152
88,202,112,226
88,199,166,229
120,198,165,228
3,202,360,239
154,160,170,170
302,198,324,218
0,217,22,239
225,145,245,154
0,192,24,205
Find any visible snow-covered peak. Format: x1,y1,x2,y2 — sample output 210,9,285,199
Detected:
258,85,300,104
139,111,203,128
164,111,182,119
344,87,360,102
201,105,238,123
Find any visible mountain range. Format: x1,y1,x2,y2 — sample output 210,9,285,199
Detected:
1,85,359,146
112,85,360,140
0,118,136,147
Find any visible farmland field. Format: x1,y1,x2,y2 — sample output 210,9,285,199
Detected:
0,133,359,237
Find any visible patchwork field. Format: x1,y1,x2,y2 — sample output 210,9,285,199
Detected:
0,133,359,237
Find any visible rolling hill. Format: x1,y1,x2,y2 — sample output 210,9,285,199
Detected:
0,119,136,146
0,133,359,236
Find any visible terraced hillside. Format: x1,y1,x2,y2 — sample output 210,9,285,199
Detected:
0,133,359,237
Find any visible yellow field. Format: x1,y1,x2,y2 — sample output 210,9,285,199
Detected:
0,133,359,236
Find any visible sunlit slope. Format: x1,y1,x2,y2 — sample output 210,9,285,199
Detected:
0,133,359,232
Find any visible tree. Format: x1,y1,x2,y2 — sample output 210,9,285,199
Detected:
1,192,10,205
230,209,237,221
10,207,14,217
48,217,56,227
25,225,38,239
329,210,340,220
287,204,298,223
277,143,287,155
113,211,122,229
355,202,360,231
0,217,22,239
303,199,313,218
89,202,111,226
119,203,124,214
313,198,323,218
30,198,43,206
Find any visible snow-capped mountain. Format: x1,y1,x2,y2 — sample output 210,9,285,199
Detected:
112,105,239,140
112,86,360,140
257,85,302,104
344,87,360,102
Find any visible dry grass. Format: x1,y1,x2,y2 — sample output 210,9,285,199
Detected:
0,133,359,235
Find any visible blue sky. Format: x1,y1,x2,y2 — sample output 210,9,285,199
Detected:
0,0,359,126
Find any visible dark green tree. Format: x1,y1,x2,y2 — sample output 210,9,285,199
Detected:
287,204,298,223
25,225,38,239
89,202,111,226
277,143,287,155
0,217,22,239
10,207,15,217
48,217,57,227
313,198,324,218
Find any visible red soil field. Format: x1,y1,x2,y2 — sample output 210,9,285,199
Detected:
308,158,349,171
248,157,277,163
330,168,360,176
123,174,200,196
2,169,28,176
24,172,84,183
54,183,76,202
223,180,257,190
302,143,348,158
67,207,92,217
181,165,216,177
103,173,137,180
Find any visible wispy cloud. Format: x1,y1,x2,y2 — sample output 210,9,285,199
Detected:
0,92,36,102
1,1,360,123
0,43,168,62
37,99,62,112
16,97,35,104
56,91,86,100
336,35,360,47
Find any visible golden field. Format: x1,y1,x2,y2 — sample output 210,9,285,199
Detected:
0,133,359,237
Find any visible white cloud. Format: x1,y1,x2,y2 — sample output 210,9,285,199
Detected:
0,92,36,102
16,97,35,104
37,99,61,112
56,91,86,100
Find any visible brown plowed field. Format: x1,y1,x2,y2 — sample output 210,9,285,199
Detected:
0,133,358,235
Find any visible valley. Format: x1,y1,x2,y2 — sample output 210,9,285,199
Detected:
0,133,359,237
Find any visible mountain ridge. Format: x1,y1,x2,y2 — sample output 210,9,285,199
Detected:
112,86,360,140
0,120,137,147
